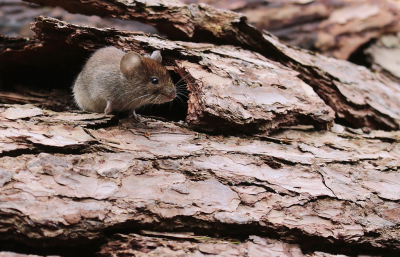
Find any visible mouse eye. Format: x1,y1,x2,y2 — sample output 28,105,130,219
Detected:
151,78,159,85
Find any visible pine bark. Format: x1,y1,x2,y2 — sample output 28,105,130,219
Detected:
0,0,400,256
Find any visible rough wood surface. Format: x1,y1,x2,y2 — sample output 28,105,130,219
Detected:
4,14,400,131
22,0,249,44
1,104,400,255
15,0,400,130
182,0,400,60
1,1,400,256
98,233,343,256
365,33,400,81
30,16,336,133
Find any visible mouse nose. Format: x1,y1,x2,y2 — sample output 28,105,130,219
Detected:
166,89,176,100
167,92,176,100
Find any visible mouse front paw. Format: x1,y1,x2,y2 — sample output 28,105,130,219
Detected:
104,100,113,115
129,110,141,122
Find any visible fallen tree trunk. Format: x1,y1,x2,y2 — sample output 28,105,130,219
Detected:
1,104,400,256
7,0,400,130
1,0,400,256
182,0,400,60
4,13,400,131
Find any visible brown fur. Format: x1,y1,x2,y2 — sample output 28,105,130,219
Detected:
73,46,176,114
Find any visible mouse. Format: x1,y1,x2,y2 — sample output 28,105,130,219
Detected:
72,46,176,120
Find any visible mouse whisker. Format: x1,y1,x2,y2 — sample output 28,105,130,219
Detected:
143,99,157,113
176,86,190,93
175,96,188,107
176,92,189,99
176,83,190,87
174,73,192,87
154,94,163,105
174,94,187,107
177,82,197,87
142,94,160,111
115,93,154,114
168,100,174,113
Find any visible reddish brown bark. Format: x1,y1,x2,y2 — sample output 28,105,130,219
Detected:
182,0,400,60
1,1,400,256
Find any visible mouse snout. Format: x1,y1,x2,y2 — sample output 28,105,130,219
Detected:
166,90,176,100
164,86,176,100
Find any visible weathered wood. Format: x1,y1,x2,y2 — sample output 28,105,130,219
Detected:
268,33,400,130
1,104,400,256
26,16,334,133
365,34,400,81
22,0,250,45
182,0,400,60
5,14,398,132
14,0,400,130
0,252,47,257
1,1,400,256
98,234,335,256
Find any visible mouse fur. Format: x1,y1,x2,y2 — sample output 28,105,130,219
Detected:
73,46,176,118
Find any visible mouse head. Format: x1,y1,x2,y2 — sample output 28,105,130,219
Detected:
120,50,176,105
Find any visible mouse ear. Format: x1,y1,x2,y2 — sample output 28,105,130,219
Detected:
150,50,162,63
120,52,142,78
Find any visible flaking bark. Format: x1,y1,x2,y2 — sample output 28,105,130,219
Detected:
182,0,400,60
1,104,400,255
1,0,400,256
12,0,400,129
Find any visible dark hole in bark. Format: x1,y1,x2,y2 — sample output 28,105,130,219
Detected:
0,44,188,121
348,39,374,68
0,44,88,111
0,236,104,257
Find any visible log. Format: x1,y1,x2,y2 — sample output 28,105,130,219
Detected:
98,233,335,256
12,0,400,130
4,13,400,131
182,0,400,60
365,34,400,81
1,0,400,256
3,15,335,133
1,104,400,256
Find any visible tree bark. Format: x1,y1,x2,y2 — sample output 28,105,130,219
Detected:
1,0,400,256
1,104,400,256
182,0,400,60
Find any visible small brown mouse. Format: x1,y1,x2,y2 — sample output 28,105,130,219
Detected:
73,46,176,120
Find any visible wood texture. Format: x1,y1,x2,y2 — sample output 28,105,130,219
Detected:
1,104,400,255
0,1,400,256
182,0,400,60
16,0,400,129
